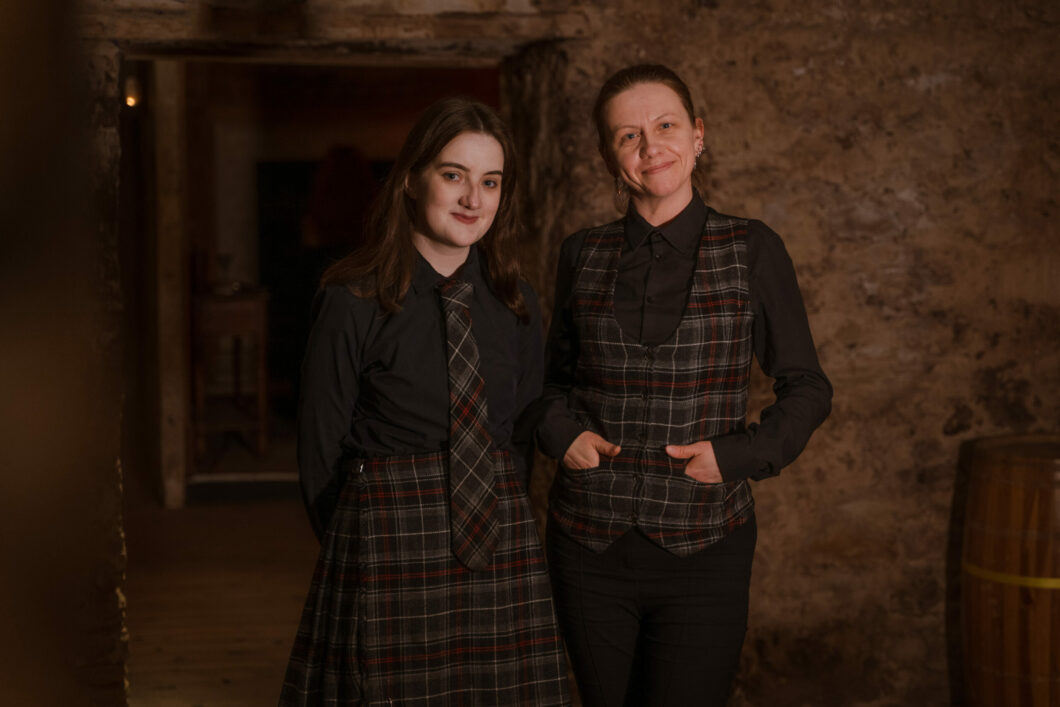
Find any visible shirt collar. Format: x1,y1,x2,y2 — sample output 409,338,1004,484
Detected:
411,243,483,295
624,190,708,256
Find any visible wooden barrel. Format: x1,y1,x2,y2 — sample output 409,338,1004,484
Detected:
962,436,1060,707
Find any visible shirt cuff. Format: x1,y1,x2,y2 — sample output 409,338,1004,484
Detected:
536,414,585,460
711,428,776,483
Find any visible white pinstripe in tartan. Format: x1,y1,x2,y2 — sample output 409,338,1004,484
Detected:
550,212,755,556
438,278,499,571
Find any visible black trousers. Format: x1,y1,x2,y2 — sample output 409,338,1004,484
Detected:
547,517,756,707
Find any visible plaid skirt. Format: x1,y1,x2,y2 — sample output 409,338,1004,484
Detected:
280,451,570,706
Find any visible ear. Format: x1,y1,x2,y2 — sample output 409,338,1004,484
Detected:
693,117,705,151
403,173,416,200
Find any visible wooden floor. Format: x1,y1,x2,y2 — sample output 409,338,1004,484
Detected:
125,436,319,706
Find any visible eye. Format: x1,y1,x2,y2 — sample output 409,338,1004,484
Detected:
619,131,639,145
660,122,673,129
441,171,461,182
483,178,500,189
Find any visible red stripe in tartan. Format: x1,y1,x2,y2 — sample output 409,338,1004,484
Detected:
575,295,746,311
364,486,445,501
365,635,562,666
592,374,749,388
451,381,491,436
685,297,749,310
365,555,546,583
549,509,623,537
645,514,749,539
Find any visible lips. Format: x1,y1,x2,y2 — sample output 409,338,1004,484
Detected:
642,161,674,175
452,213,479,225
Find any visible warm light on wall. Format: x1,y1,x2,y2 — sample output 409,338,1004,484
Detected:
124,76,142,107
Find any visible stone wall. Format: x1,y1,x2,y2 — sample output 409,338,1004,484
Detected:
71,0,1059,703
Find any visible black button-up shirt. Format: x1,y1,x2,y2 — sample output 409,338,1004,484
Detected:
538,192,832,482
298,246,543,537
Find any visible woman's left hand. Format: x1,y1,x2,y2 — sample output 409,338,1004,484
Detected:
665,441,723,484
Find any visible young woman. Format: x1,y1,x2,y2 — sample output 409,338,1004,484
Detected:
280,98,569,706
536,65,833,706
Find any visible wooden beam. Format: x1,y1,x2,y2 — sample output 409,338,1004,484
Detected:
154,60,190,509
76,2,590,47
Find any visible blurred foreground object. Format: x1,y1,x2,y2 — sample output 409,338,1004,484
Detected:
0,1,126,704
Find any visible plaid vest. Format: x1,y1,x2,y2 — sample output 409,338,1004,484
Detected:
549,211,756,556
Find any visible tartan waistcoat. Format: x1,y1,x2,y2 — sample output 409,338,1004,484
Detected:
549,211,756,556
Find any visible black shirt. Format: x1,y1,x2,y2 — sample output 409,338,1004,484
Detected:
537,192,832,482
298,246,544,537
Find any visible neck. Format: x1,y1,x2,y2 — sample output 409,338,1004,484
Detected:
630,183,694,227
411,232,471,277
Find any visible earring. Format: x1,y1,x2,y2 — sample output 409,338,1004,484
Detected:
695,145,703,159
615,177,627,197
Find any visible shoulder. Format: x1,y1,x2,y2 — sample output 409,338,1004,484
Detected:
311,282,382,329
701,208,788,263
702,206,753,233
558,217,624,265
723,219,795,284
557,228,589,263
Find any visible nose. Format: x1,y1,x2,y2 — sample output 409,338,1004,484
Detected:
459,183,481,210
639,131,660,157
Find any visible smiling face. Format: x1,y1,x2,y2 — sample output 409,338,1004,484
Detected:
408,131,504,272
603,81,704,217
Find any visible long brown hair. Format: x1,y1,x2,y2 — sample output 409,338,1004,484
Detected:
320,97,528,321
592,64,708,199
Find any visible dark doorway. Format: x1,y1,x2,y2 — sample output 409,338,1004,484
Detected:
184,62,501,450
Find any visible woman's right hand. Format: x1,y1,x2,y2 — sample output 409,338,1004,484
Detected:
563,431,621,469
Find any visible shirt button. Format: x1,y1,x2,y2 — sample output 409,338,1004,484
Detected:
654,253,662,261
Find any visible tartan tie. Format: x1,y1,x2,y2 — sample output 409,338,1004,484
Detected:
437,278,499,571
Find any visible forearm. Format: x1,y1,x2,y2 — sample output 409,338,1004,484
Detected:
534,232,588,460
297,286,362,539
712,370,832,481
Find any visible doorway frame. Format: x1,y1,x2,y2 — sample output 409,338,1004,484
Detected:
103,15,585,509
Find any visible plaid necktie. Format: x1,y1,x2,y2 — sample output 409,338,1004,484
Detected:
437,278,499,571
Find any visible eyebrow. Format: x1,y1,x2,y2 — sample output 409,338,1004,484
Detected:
437,161,504,175
611,113,680,132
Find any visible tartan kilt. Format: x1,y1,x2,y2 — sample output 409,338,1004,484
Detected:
280,450,570,706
